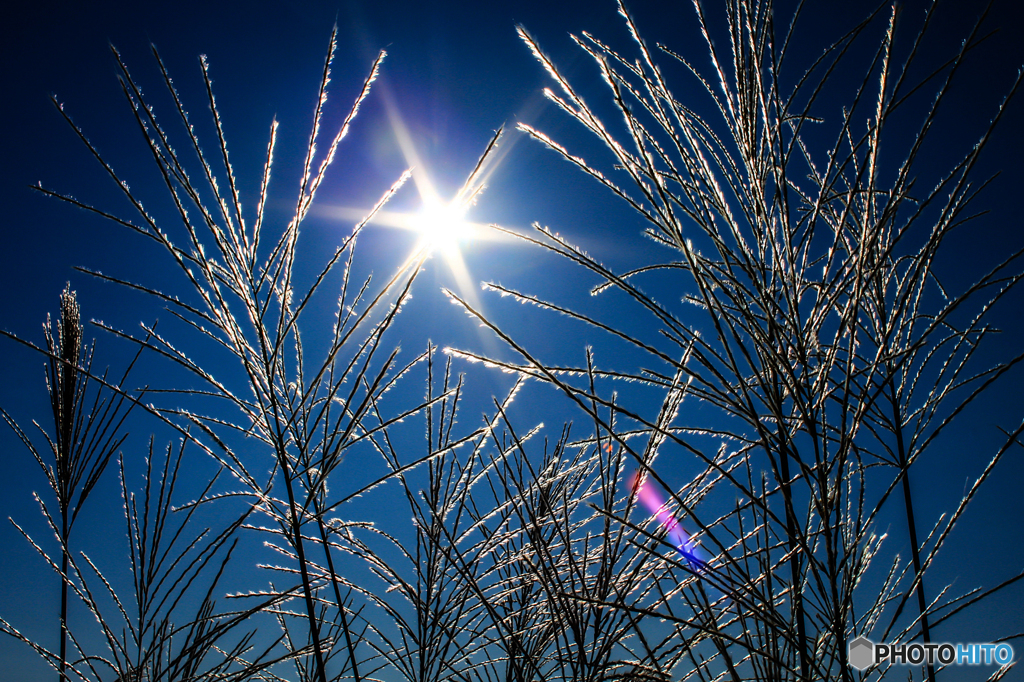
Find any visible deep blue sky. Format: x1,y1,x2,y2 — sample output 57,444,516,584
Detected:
1,1,1022,680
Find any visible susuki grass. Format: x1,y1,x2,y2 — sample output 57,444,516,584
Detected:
2,1,1022,681
1,284,142,682
449,0,1024,679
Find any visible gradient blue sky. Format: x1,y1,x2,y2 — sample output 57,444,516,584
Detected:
1,1,1022,680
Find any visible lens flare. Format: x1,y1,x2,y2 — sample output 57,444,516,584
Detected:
628,471,702,568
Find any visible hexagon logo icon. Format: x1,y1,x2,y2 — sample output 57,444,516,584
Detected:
849,636,875,671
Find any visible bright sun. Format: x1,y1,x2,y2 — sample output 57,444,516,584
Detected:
413,200,472,256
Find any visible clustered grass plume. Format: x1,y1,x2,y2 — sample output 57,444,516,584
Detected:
1,2,1022,682
448,0,1024,679
3,22,500,682
1,284,142,682
27,28,435,682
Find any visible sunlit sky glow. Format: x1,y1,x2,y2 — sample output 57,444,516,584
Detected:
412,197,472,256
315,83,512,310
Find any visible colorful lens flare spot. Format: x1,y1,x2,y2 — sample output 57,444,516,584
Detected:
629,471,703,568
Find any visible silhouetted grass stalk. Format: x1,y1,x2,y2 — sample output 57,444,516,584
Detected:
3,2,1022,681
1,284,143,681
443,0,1023,678
51,284,83,682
